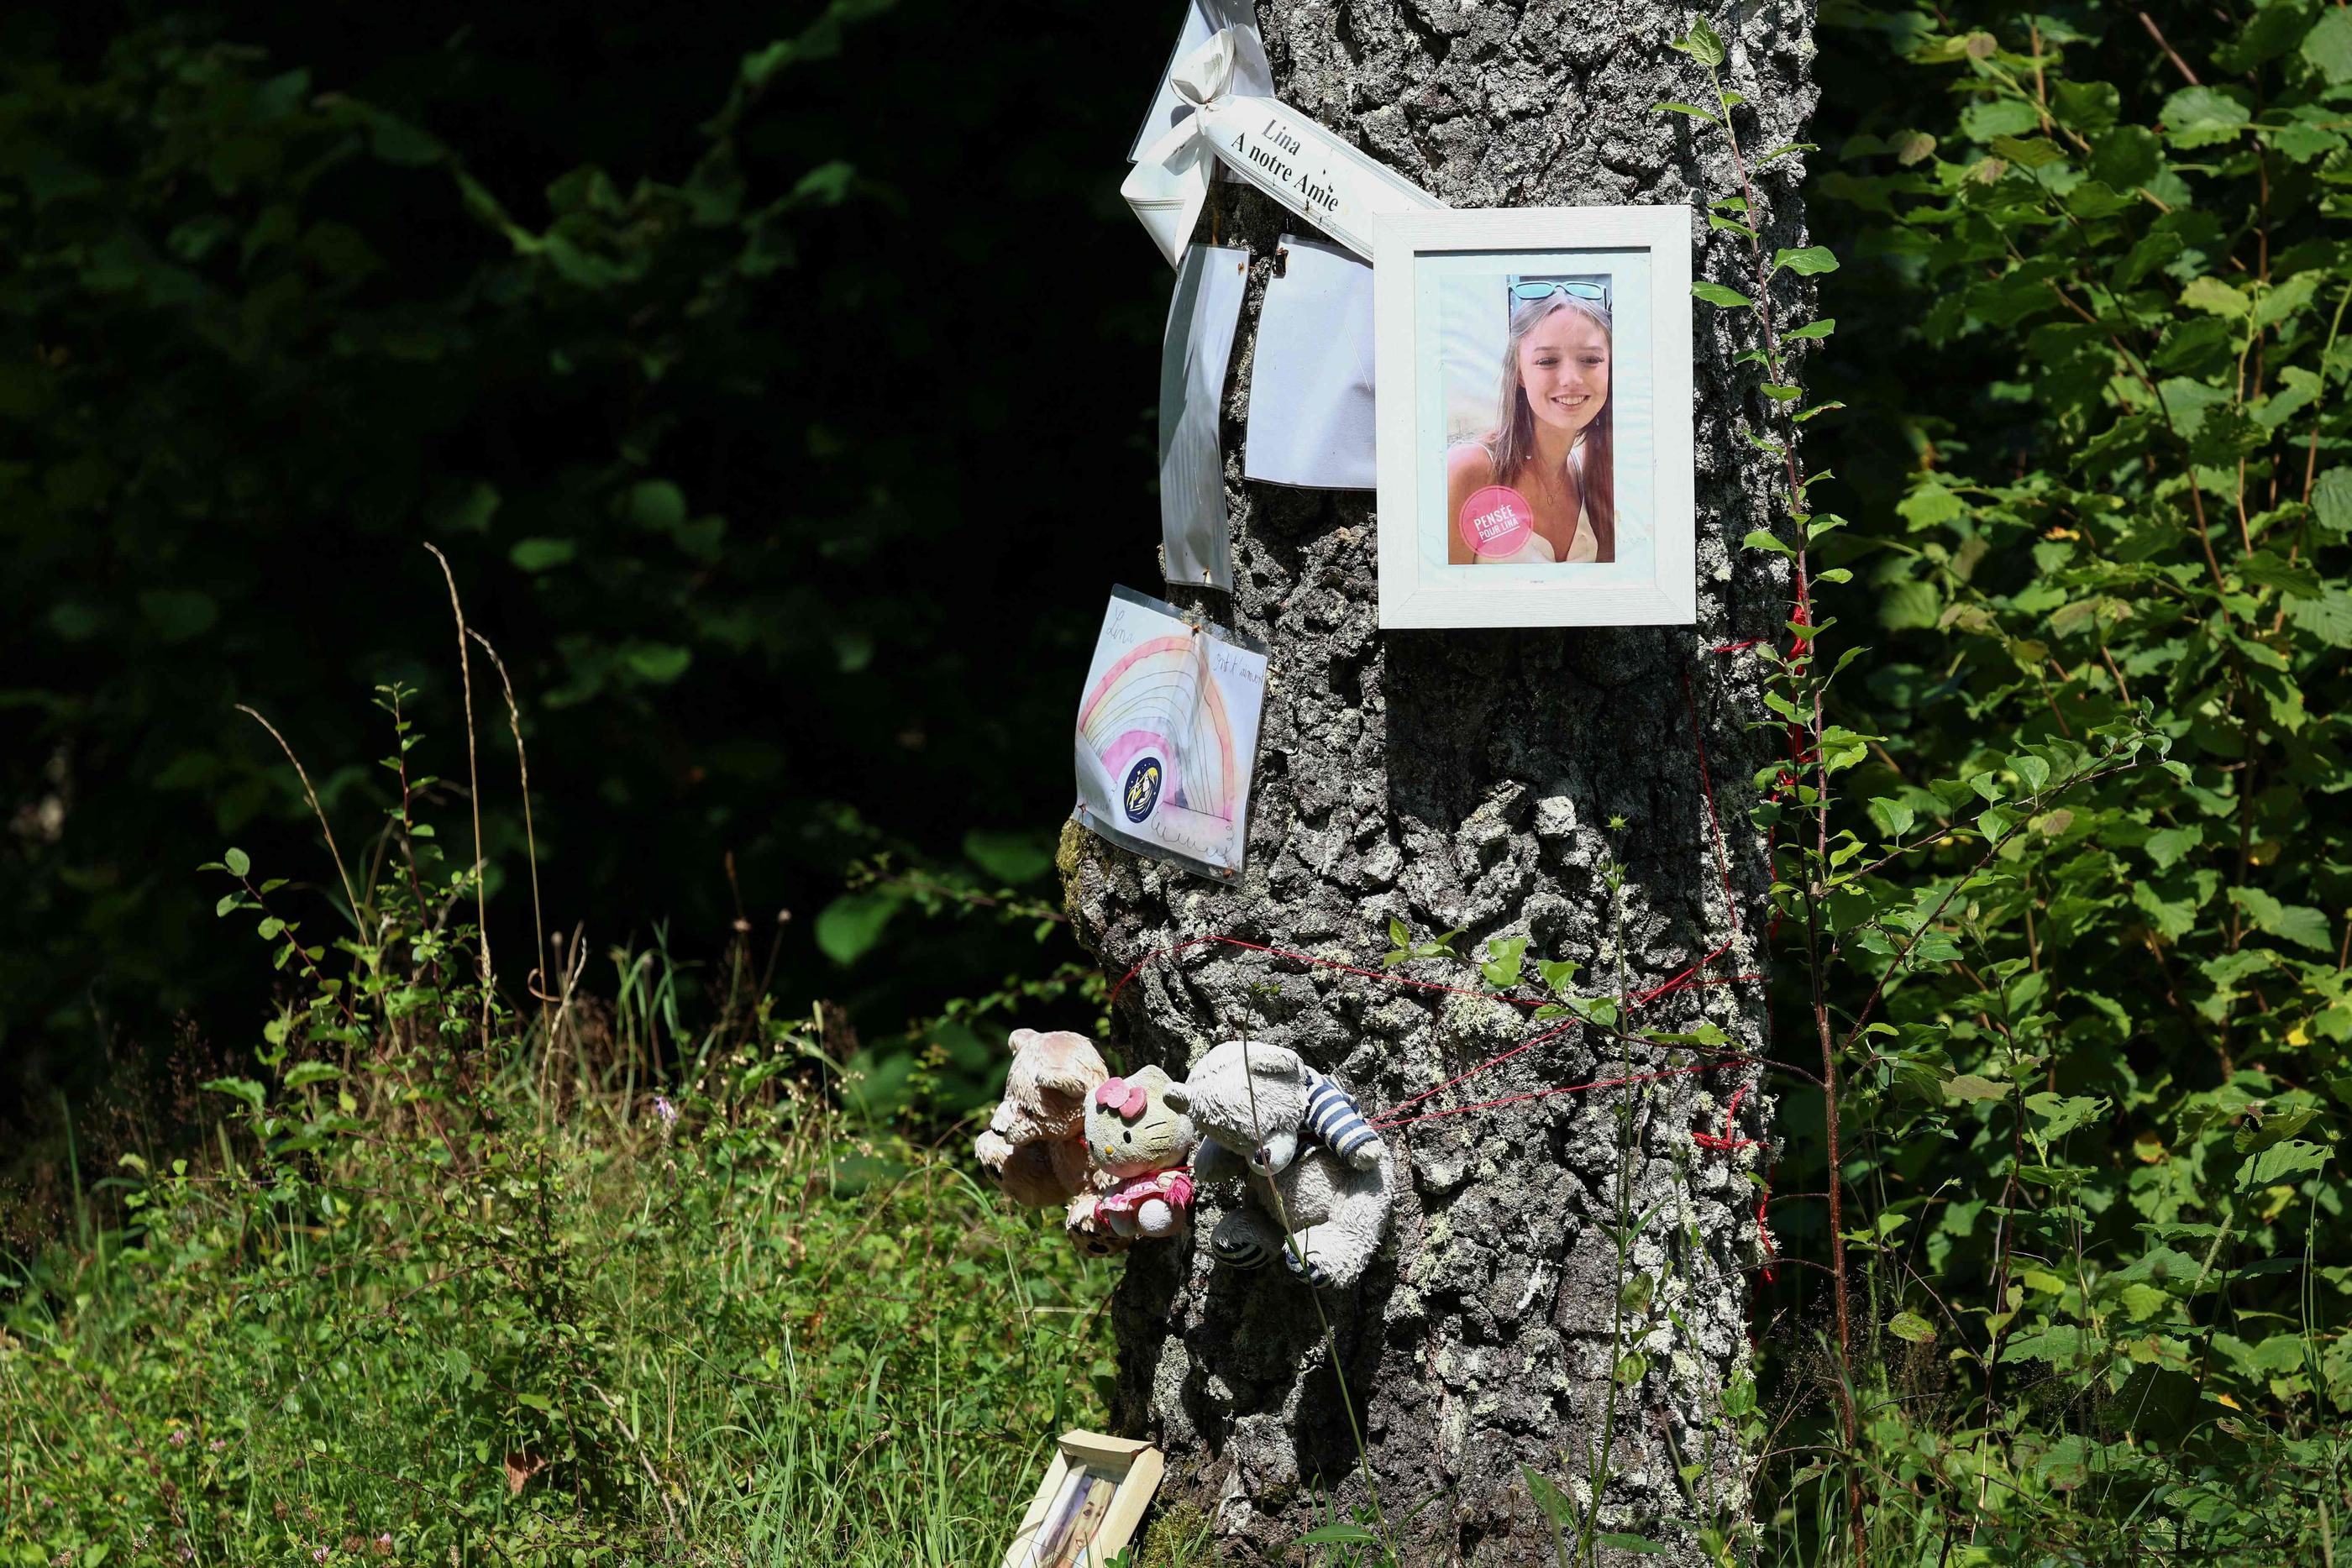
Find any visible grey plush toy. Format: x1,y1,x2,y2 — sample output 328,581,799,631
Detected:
1163,1039,1393,1287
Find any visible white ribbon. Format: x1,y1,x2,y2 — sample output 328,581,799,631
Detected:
1121,28,1443,268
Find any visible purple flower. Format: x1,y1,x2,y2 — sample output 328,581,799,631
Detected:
313,1549,329,1564
168,1428,189,1446
653,1094,678,1130
208,1437,227,1452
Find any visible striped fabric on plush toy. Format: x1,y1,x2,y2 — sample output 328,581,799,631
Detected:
1303,1069,1383,1166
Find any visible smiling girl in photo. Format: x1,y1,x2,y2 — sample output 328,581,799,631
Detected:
1444,282,1616,565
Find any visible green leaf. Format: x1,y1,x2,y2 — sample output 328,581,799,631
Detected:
2242,1139,2331,1188
224,847,251,878
215,894,239,918
1887,1310,1936,1345
1693,281,1754,309
1538,957,1581,994
1293,1523,1380,1544
202,1078,267,1113
2144,825,2202,871
1598,1536,1666,1556
2034,1434,2093,1491
1743,527,1794,556
1785,317,1836,340
2313,469,2352,535
281,1062,340,1088
1871,797,1915,837
1772,246,1840,276
814,892,898,965
2025,1092,2108,1143
1961,99,2039,141
624,644,693,684
2180,276,2250,319
622,479,688,532
1988,134,2066,169
509,538,577,573
1672,16,1726,67
1655,102,1721,124
2230,888,2334,951
1523,1466,1574,1527
2286,590,2352,648
2162,87,2251,143
1945,1074,2011,1104
1481,936,1528,989
2241,549,2321,599
962,830,1050,884
2306,8,2352,84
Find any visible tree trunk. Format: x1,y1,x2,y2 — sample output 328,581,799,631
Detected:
1062,3,1816,1561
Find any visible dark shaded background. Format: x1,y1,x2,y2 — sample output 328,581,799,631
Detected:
1,0,1923,1177
0,0,1173,1153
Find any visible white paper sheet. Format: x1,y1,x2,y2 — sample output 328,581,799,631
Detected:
1073,586,1269,880
1160,244,1250,587
1121,27,1444,268
1128,0,1272,163
1243,234,1376,490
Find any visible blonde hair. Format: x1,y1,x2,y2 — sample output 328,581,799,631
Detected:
1487,294,1614,559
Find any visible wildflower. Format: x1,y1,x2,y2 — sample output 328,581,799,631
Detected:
208,1437,227,1452
313,1549,329,1565
168,1428,189,1446
375,1535,394,1555
653,1094,679,1130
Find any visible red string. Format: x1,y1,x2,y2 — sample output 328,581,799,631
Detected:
1690,1083,1760,1151
1373,1060,1740,1129
1107,933,1557,1011
1097,646,1782,1272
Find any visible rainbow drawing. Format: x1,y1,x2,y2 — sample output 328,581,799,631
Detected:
1076,632,1238,822
1071,587,1268,878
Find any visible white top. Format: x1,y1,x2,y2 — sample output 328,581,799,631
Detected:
1472,441,1599,564
1475,504,1597,564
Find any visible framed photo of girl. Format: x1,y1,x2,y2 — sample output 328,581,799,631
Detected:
1372,205,1696,628
997,1431,1165,1568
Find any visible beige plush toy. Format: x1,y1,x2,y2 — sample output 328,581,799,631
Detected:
1082,1065,1199,1240
972,1028,1108,1209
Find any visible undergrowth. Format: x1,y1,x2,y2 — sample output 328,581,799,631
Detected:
0,662,1115,1567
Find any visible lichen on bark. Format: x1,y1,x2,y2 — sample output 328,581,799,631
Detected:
1062,3,1816,1561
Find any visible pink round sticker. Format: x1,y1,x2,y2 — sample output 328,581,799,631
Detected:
1457,485,1535,559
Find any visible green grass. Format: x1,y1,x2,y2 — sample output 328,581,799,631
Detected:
1,1034,1119,1567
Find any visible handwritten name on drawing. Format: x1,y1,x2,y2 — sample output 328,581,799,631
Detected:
1226,118,1343,218
1206,646,1265,684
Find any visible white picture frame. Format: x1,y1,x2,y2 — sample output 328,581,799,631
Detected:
998,1430,1166,1568
1373,206,1696,628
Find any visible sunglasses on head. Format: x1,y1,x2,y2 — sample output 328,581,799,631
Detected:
1512,280,1608,304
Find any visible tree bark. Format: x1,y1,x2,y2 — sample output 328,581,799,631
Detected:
1062,3,1816,1562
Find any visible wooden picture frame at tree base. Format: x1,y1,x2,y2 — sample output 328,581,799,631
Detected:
1373,205,1697,628
999,1431,1166,1568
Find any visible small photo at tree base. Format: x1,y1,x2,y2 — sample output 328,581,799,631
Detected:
1000,1432,1164,1568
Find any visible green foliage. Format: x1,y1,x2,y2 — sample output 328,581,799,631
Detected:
2,730,1109,1565
0,0,1152,1135
1740,0,2352,1558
